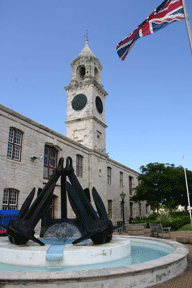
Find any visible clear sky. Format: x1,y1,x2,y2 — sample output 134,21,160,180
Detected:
1,0,192,173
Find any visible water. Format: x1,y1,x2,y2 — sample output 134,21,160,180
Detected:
0,239,174,272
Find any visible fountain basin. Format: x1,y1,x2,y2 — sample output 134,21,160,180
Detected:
0,235,189,288
0,236,130,267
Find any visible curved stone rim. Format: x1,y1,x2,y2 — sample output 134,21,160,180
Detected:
0,235,189,284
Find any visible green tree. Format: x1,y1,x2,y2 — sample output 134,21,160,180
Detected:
130,163,192,212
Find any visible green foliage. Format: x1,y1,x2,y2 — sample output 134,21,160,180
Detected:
177,223,192,231
182,215,190,225
146,212,158,221
169,210,189,218
132,216,148,224
154,216,190,231
131,211,190,231
156,212,172,222
169,217,185,231
130,162,192,212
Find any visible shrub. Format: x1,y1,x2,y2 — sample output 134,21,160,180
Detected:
131,211,190,231
146,212,158,221
170,211,189,218
182,215,190,225
155,217,190,231
132,216,148,224
156,212,172,223
169,217,184,231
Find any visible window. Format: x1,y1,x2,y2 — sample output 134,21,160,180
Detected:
146,204,149,214
121,201,124,218
94,67,99,80
108,200,112,219
77,65,86,81
120,172,123,188
43,146,57,179
129,176,133,195
2,189,19,210
107,167,111,185
130,202,133,218
50,196,56,218
7,127,23,161
76,154,83,178
139,203,141,217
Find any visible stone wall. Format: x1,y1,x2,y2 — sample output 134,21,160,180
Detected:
0,104,148,233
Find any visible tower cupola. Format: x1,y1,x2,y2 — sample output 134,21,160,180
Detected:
70,37,102,85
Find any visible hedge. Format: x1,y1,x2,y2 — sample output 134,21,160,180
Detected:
132,213,190,231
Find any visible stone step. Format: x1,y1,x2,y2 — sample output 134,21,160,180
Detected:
143,234,151,237
128,231,145,236
176,236,192,244
126,226,144,231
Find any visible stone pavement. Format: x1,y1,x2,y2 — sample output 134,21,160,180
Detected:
149,231,192,288
114,230,192,287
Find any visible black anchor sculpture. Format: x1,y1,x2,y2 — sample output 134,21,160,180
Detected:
0,157,123,246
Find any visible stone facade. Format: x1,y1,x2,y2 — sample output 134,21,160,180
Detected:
0,39,150,233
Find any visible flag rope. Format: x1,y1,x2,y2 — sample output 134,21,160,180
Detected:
182,0,192,55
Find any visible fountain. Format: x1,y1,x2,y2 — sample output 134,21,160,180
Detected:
0,157,189,288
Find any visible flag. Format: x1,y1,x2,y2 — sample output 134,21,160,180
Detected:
116,0,185,61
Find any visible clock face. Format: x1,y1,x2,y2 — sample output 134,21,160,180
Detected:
95,96,103,114
72,94,87,111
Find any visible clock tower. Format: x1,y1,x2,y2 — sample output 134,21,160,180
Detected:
64,38,108,152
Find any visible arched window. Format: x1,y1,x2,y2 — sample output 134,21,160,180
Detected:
121,201,124,218
120,172,123,188
77,65,86,81
108,200,112,219
129,176,133,195
94,67,99,80
139,203,141,217
2,188,19,210
107,167,111,185
50,195,57,218
76,154,83,178
43,146,57,179
130,202,133,218
7,127,23,161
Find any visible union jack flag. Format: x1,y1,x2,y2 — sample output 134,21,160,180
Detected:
116,0,185,61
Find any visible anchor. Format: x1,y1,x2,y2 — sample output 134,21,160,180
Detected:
0,157,123,246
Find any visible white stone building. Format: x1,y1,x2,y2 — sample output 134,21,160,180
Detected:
0,38,150,230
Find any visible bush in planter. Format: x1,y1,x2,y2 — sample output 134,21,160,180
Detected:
132,216,148,224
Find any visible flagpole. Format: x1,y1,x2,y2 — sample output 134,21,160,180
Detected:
182,0,192,55
182,156,192,228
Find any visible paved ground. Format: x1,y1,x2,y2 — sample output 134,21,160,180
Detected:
114,230,192,287
148,231,192,288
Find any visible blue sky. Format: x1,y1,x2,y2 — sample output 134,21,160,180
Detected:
1,0,192,173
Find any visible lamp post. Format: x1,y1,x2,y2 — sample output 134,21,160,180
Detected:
120,191,126,224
